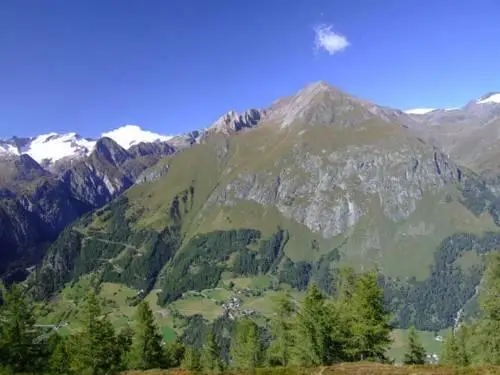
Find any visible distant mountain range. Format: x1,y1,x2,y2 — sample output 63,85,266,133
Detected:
0,125,173,168
2,81,500,333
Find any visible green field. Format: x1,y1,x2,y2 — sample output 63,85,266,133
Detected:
38,277,448,363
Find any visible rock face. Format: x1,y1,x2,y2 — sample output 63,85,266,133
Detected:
0,137,176,280
404,93,500,178
206,109,265,135
29,80,500,332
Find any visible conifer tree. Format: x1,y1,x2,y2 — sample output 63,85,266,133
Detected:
182,345,201,372
69,291,124,375
0,284,43,373
403,326,426,365
475,252,500,364
49,336,71,374
128,301,165,369
344,271,392,362
268,293,295,367
293,283,340,366
441,327,470,367
165,338,185,368
231,318,264,370
441,329,459,366
201,331,223,373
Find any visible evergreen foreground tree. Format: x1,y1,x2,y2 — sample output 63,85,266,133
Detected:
441,327,470,367
403,326,426,365
70,291,125,375
475,253,500,365
293,283,328,366
0,284,44,373
231,318,264,370
345,271,392,362
182,346,201,372
268,293,295,367
128,301,165,369
201,331,223,373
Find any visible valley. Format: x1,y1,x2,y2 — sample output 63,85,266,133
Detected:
2,81,500,368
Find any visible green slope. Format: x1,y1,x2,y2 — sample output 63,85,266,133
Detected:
31,83,500,333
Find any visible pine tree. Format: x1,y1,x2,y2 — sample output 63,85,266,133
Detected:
403,326,426,365
49,336,71,374
128,301,165,370
344,271,392,362
441,329,459,366
182,345,201,372
441,327,470,367
293,283,340,366
475,253,500,364
268,293,295,367
231,318,264,370
165,338,185,368
69,291,124,375
201,331,223,373
0,284,43,373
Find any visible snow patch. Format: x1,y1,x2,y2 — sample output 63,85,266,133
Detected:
0,143,19,155
404,108,436,115
477,93,500,104
101,125,172,149
22,133,96,164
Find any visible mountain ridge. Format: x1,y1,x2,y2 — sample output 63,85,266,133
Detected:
26,80,500,334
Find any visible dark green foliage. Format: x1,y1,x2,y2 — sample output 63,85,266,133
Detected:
461,179,500,225
279,258,312,291
231,318,265,370
292,283,341,366
314,248,341,295
49,336,71,374
0,284,45,373
69,292,127,374
341,271,392,362
158,229,261,304
232,229,288,276
31,228,83,300
181,314,210,349
268,293,295,367
473,252,500,364
385,231,500,330
104,227,180,292
201,331,224,373
164,339,186,368
441,327,470,367
128,301,165,370
182,346,201,372
403,326,426,365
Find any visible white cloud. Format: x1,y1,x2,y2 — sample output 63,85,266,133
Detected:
313,24,349,55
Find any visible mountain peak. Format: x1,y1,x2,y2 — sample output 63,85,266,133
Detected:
208,109,264,135
266,80,373,128
100,125,172,149
476,92,500,104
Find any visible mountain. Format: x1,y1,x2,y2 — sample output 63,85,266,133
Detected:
0,125,173,169
0,134,179,282
404,93,500,179
30,81,500,334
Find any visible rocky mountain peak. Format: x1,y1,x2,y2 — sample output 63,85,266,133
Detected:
208,109,264,135
92,137,131,166
266,80,378,128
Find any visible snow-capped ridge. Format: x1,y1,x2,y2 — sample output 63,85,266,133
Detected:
405,108,437,115
101,125,173,149
477,92,500,104
23,132,96,165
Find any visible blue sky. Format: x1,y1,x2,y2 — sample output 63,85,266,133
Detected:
0,0,499,138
